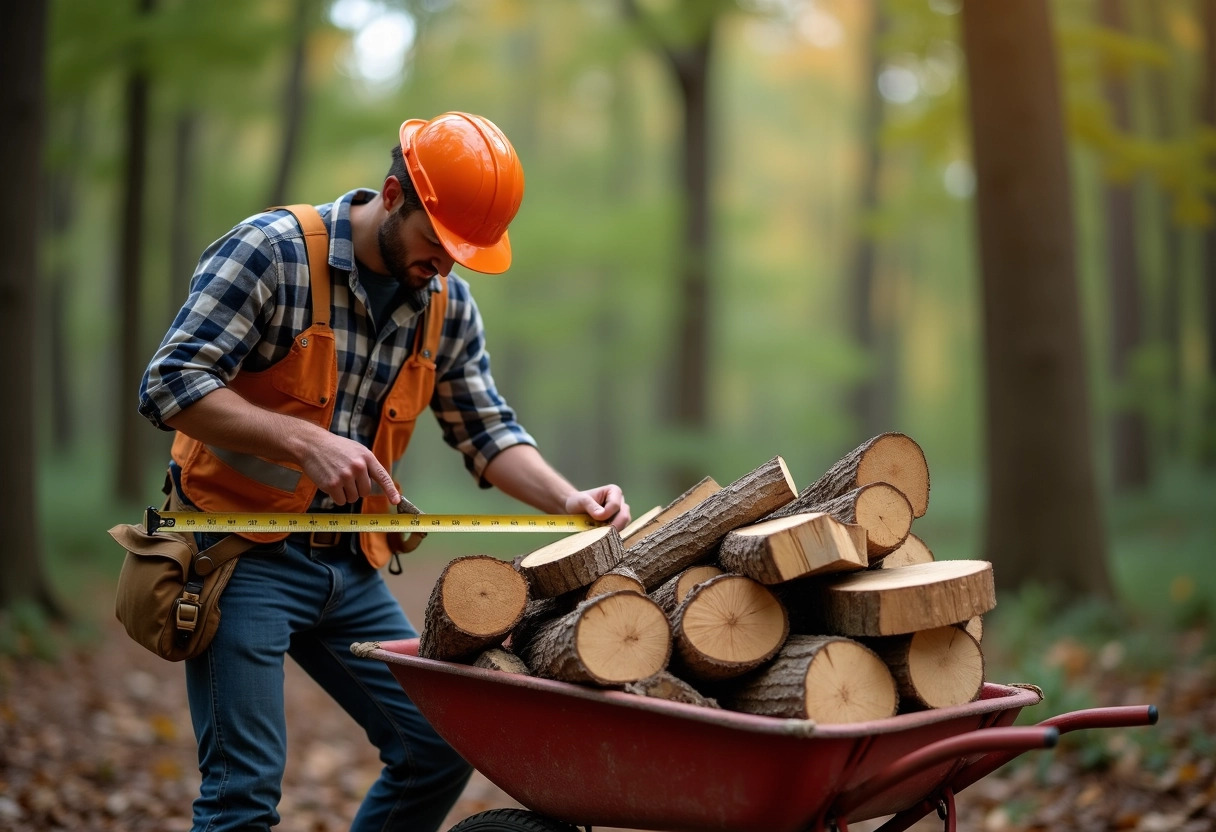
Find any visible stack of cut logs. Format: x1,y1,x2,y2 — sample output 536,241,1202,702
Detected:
415,433,995,724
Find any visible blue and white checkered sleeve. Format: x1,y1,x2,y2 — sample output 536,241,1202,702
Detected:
431,280,536,484
138,223,281,430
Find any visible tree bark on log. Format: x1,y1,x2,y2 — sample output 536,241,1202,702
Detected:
650,564,723,614
620,456,797,589
621,475,721,547
769,483,912,561
517,526,625,599
865,626,984,709
670,574,789,681
786,560,996,637
785,433,930,518
419,556,530,660
877,532,934,569
718,512,867,584
516,591,672,685
719,634,898,723
473,648,532,675
624,671,720,708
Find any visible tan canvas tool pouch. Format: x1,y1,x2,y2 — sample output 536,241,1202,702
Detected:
109,490,254,662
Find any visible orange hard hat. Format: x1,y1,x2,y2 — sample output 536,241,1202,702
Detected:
398,112,525,274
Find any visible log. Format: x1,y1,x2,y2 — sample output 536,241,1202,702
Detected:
624,671,720,708
621,476,722,547
786,433,930,518
419,556,530,660
877,532,935,569
718,512,867,584
963,616,983,642
618,505,662,542
671,574,789,681
866,626,984,709
619,456,798,590
719,635,898,723
582,566,645,600
517,591,672,686
790,560,997,637
510,595,576,652
772,483,912,561
473,648,532,675
650,564,724,614
517,526,624,599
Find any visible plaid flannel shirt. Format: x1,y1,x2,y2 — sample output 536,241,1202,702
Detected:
139,189,535,489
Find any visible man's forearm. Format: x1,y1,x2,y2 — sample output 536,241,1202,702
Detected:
163,387,323,465
481,445,578,514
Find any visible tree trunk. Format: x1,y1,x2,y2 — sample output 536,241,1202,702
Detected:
847,1,892,437
116,0,155,501
169,111,199,324
1202,0,1216,467
960,0,1113,596
0,0,62,617
266,0,310,207
1100,0,1151,490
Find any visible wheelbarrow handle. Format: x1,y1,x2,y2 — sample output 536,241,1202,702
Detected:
872,704,1159,832
832,726,1059,817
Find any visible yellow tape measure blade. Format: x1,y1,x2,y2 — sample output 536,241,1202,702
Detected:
146,508,602,534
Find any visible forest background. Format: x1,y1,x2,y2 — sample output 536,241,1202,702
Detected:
1,0,1215,829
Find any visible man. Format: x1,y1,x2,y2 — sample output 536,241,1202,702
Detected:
138,111,630,832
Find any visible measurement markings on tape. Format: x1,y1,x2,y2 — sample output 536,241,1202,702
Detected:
144,507,601,534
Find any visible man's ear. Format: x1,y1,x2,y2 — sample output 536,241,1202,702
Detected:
381,175,402,212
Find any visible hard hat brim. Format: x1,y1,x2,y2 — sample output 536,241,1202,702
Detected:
399,119,513,275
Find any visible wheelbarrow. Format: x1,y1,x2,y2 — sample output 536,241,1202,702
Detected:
363,639,1157,832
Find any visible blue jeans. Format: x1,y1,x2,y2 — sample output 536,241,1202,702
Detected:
185,533,472,832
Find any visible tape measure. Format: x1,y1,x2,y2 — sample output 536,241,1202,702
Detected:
144,507,601,535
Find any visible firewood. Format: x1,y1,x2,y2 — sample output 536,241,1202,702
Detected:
718,512,867,584
787,433,930,518
877,532,935,569
963,616,983,642
517,526,624,599
719,635,899,723
619,456,797,590
621,476,722,547
670,574,789,682
419,556,530,661
787,561,997,637
650,564,724,614
511,595,576,652
866,626,984,709
473,648,532,675
624,671,720,708
619,506,662,542
772,483,912,562
516,591,672,686
582,566,645,600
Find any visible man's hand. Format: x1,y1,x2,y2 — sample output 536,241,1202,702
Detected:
564,484,631,532
298,432,400,507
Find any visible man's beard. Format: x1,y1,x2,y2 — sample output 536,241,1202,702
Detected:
377,209,417,285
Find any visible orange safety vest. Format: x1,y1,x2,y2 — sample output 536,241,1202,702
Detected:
170,204,448,568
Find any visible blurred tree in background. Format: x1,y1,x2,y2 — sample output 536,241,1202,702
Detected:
6,0,1216,616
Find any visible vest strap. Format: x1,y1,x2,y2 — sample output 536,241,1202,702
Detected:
282,204,331,328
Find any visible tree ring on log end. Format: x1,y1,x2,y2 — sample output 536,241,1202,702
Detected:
576,592,671,684
805,639,898,724
443,557,529,636
857,433,929,517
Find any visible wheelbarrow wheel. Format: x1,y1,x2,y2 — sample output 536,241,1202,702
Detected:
448,808,579,832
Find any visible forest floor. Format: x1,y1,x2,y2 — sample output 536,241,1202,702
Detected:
1,552,1214,832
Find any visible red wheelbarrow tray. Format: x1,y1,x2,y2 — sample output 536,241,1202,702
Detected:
365,638,1156,832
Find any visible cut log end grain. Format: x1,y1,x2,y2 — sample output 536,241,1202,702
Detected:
878,533,935,569
473,648,531,675
675,565,724,602
856,433,930,517
576,592,673,684
849,484,914,558
517,526,624,599
419,556,529,661
584,568,645,599
822,560,997,637
871,627,984,709
718,512,867,584
623,671,721,708
963,616,983,642
674,574,789,681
